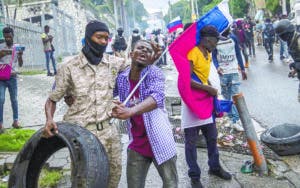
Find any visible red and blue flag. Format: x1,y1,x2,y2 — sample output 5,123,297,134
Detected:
168,0,233,119
167,16,183,33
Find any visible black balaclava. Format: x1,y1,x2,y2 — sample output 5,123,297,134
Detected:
82,20,109,65
117,28,124,36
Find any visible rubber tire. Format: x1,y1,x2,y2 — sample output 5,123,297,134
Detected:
8,122,109,188
261,123,300,156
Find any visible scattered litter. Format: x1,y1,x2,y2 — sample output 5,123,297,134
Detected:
241,160,254,174
242,142,248,148
221,141,235,147
224,135,235,141
175,127,181,133
218,133,224,139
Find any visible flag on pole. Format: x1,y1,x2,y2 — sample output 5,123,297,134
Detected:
167,16,184,33
168,0,233,119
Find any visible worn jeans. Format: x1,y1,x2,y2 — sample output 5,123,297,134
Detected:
279,39,289,59
127,149,178,188
264,39,274,60
247,37,256,56
0,76,18,124
220,73,240,123
45,51,57,74
184,122,220,180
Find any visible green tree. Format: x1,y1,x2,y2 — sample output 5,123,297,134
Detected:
265,0,280,16
229,0,249,18
124,0,148,30
164,0,191,25
201,0,221,15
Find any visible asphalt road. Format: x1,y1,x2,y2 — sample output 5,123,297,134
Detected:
240,45,300,128
2,45,299,130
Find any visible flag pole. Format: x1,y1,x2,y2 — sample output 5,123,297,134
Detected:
109,48,169,125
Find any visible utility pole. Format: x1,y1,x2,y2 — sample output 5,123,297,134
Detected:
113,0,118,31
131,0,136,28
191,0,196,21
120,0,128,36
282,0,287,15
195,0,199,18
168,0,172,21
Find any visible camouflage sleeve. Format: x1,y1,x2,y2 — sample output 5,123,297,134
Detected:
49,64,71,102
116,57,130,72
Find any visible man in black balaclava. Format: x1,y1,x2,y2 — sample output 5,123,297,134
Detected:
82,20,110,65
44,20,126,188
129,28,141,51
275,19,300,102
112,27,127,57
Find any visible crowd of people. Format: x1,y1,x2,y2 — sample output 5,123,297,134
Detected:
0,10,299,188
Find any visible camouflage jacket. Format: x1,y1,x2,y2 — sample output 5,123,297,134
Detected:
49,52,126,127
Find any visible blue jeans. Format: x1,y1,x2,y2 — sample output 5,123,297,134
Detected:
127,149,178,188
264,38,274,60
0,76,18,124
220,73,240,123
45,51,57,74
184,122,220,180
279,39,289,59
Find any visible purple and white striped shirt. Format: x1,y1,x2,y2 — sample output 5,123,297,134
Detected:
115,65,177,165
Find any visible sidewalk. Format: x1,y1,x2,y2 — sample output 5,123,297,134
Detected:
0,54,300,187
0,134,297,187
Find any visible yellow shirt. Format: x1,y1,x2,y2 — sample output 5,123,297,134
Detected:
187,46,211,85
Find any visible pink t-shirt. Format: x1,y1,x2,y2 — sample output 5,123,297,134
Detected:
128,79,154,158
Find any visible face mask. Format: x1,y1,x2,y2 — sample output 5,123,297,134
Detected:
118,31,123,36
86,37,107,57
82,37,107,65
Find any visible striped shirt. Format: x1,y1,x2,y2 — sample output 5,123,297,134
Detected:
115,65,177,165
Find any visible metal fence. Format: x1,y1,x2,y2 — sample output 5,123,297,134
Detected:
1,3,77,71
2,17,45,70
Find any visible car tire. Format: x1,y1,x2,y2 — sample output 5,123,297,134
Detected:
261,123,300,156
8,122,109,188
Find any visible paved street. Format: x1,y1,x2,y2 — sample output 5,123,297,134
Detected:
1,46,300,187
240,45,300,128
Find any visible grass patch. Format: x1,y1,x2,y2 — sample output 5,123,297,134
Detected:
0,129,35,152
57,55,63,63
0,182,7,188
20,70,46,75
39,169,63,188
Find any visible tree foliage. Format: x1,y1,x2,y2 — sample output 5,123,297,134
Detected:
201,0,221,15
124,0,148,30
164,0,191,24
229,0,249,18
164,0,250,25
